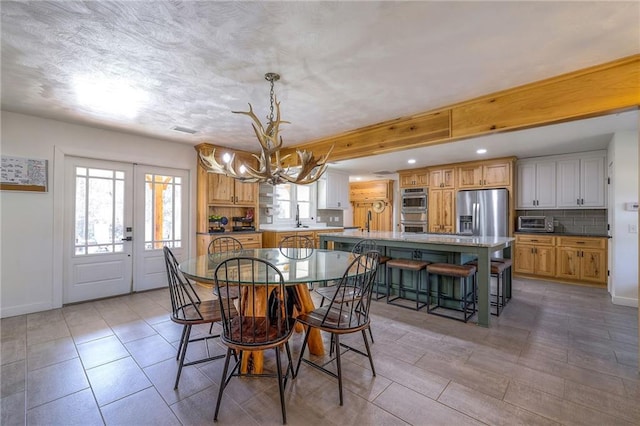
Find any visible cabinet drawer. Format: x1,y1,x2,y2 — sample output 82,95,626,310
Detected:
557,236,606,249
515,234,555,245
234,233,263,248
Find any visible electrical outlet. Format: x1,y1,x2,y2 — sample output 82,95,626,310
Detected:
629,224,638,233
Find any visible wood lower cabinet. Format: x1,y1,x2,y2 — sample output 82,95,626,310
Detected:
428,189,455,233
514,235,556,277
556,236,607,284
515,234,607,285
262,230,342,248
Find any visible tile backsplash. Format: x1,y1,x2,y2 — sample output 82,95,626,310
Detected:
317,209,344,226
516,209,607,235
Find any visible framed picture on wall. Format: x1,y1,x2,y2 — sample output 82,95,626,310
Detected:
1,155,48,192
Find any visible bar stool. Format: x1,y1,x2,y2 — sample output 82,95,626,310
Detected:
426,263,476,322
373,255,391,300
386,258,430,310
466,258,512,316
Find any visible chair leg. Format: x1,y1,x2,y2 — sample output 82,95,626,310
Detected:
284,342,295,381
174,324,191,389
361,329,376,376
176,325,188,361
214,347,233,422
274,347,287,424
334,333,343,406
367,325,374,344
294,326,312,377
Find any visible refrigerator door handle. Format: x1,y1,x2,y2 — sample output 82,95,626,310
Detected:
472,202,479,235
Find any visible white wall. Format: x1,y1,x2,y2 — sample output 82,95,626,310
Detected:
0,111,198,318
607,130,639,307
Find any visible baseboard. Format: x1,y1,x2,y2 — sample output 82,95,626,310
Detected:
611,295,638,308
0,301,54,319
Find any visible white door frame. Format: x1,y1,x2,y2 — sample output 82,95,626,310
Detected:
52,146,193,307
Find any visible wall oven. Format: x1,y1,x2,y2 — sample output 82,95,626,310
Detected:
401,188,428,233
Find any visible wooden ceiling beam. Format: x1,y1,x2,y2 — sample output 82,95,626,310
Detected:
281,54,639,165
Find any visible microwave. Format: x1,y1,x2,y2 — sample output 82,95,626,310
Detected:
518,216,554,233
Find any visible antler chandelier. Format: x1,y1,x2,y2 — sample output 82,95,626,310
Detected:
199,73,333,185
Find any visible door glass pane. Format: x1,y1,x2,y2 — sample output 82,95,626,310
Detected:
275,184,292,220
144,173,182,250
74,166,125,256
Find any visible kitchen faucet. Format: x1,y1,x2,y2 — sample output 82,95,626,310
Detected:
366,210,372,232
295,204,301,227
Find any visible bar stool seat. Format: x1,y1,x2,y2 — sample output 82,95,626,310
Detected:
426,263,476,322
466,258,512,316
386,258,430,310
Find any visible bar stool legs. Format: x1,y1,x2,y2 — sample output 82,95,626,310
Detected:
426,263,477,323
385,259,430,310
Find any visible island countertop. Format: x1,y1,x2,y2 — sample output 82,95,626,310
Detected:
320,230,514,248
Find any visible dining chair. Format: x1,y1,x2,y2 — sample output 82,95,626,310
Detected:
294,250,380,406
213,256,296,424
207,235,244,254
163,246,235,389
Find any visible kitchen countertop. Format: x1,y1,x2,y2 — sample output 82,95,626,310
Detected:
259,225,344,232
323,230,514,248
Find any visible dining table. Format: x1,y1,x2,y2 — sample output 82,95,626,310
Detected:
178,247,358,374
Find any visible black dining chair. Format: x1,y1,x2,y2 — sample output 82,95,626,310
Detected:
294,250,380,406
213,256,296,424
163,247,235,389
207,235,244,254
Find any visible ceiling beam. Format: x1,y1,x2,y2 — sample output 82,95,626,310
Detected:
281,54,639,165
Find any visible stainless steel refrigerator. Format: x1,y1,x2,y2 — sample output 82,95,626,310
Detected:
456,188,509,237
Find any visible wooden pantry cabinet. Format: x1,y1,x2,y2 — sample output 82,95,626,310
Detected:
399,169,428,188
428,188,455,233
428,167,455,188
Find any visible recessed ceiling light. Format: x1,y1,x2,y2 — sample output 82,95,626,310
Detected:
74,74,147,119
408,159,416,164
354,177,362,181
476,148,487,154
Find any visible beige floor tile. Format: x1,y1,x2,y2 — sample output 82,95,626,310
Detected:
85,356,152,406
26,388,102,426
373,382,483,425
438,381,560,426
1,391,25,426
68,318,114,345
26,336,77,371
0,337,26,366
1,315,26,341
171,385,260,426
25,319,70,347
504,380,636,426
144,357,215,405
76,335,129,369
123,334,176,368
101,387,180,425
26,357,88,409
1,360,25,398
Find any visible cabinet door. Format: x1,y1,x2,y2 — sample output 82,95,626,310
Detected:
208,173,234,204
399,173,416,188
441,189,455,230
516,162,537,208
556,247,580,280
457,165,483,189
483,163,510,187
234,181,257,205
428,190,442,231
514,245,535,274
429,169,455,188
535,246,556,277
580,248,606,284
535,161,557,208
556,158,581,208
580,155,606,207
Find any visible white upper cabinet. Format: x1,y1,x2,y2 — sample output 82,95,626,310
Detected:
517,150,606,210
557,152,606,208
516,159,557,209
317,170,350,209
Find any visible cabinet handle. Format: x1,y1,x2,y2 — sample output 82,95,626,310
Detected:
576,241,585,244
577,198,580,205
530,239,538,242
581,198,584,205
231,196,234,202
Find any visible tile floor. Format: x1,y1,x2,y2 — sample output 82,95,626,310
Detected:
1,277,638,425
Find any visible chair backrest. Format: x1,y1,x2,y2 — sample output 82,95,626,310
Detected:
208,236,244,254
213,256,293,347
163,246,203,322
351,239,378,255
279,235,314,249
321,250,380,328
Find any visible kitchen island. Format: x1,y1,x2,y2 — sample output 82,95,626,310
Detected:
319,230,515,327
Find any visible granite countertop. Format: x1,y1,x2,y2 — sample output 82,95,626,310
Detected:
514,231,610,238
259,225,344,232
322,230,515,248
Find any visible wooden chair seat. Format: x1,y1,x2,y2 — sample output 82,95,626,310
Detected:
172,299,236,325
222,316,296,350
296,306,370,334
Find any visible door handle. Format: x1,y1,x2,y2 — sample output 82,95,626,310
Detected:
121,237,132,241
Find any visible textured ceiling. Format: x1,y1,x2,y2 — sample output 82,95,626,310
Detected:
1,1,639,169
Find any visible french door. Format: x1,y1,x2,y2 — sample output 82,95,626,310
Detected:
64,157,188,303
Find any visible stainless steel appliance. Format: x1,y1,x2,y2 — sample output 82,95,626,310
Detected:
456,189,509,237
517,215,554,233
401,188,428,232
